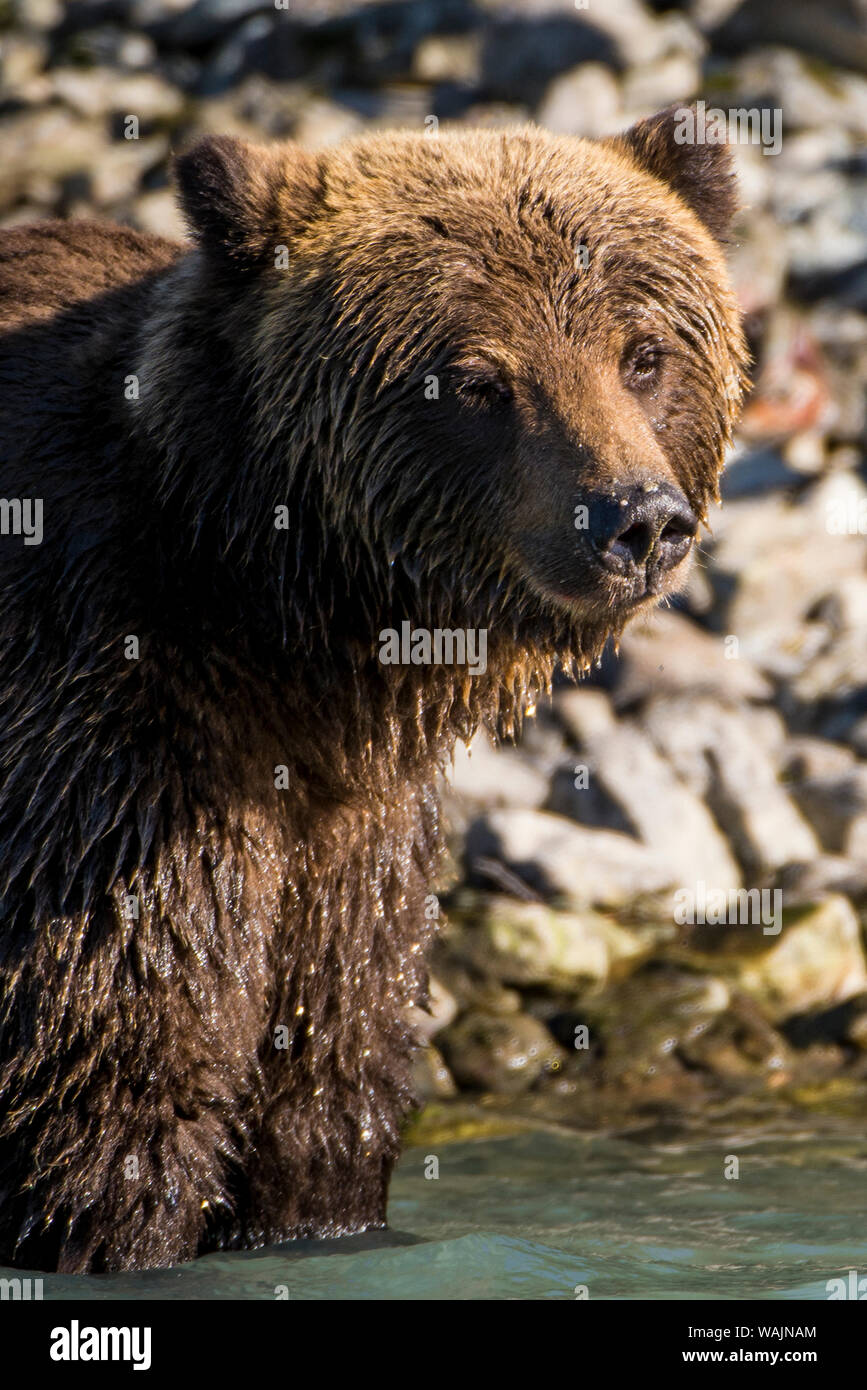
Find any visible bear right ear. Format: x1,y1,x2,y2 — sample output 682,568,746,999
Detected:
173,134,324,268
611,105,738,242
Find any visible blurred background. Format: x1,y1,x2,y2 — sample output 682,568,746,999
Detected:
2,0,867,1297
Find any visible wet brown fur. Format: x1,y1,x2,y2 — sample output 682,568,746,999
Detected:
0,114,746,1271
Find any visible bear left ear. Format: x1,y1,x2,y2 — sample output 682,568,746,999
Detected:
611,104,738,241
173,134,324,268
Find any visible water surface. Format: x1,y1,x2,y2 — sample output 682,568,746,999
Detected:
11,1121,867,1299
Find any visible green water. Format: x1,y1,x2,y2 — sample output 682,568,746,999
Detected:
10,1122,867,1300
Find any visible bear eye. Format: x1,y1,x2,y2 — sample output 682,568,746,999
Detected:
455,363,514,410
622,339,667,388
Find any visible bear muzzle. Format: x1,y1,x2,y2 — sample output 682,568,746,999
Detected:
586,480,697,599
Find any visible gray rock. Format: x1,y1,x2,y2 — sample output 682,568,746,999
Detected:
146,0,279,48
607,608,771,709
583,0,704,68
406,972,458,1044
621,50,701,112
737,896,867,1022
641,695,820,874
445,895,644,989
720,447,807,500
788,576,867,707
512,710,569,778
132,188,186,240
0,109,108,209
89,133,170,208
782,736,857,782
411,1045,457,1100
11,0,62,30
547,760,636,838
789,764,867,854
0,34,49,93
778,855,867,906
726,41,867,113
427,943,525,1017
438,1010,566,1095
740,704,793,763
291,96,366,150
50,67,184,122
535,63,622,137
579,968,732,1089
678,989,793,1082
709,473,867,680
446,733,550,811
547,721,742,891
849,717,867,759
413,32,480,84
553,686,617,744
726,209,791,318
186,74,307,145
466,808,677,908
479,15,617,106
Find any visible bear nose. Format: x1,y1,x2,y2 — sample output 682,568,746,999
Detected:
588,482,697,576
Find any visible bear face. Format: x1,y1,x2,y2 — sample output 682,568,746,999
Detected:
174,112,747,668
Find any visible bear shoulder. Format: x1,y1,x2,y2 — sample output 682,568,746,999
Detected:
0,219,182,331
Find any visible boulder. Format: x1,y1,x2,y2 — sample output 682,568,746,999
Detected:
466,808,676,908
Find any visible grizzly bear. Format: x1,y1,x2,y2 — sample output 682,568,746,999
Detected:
0,109,746,1272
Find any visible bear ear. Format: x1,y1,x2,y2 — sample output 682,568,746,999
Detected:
173,134,323,268
611,104,738,241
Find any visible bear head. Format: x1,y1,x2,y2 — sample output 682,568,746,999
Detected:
172,112,747,676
